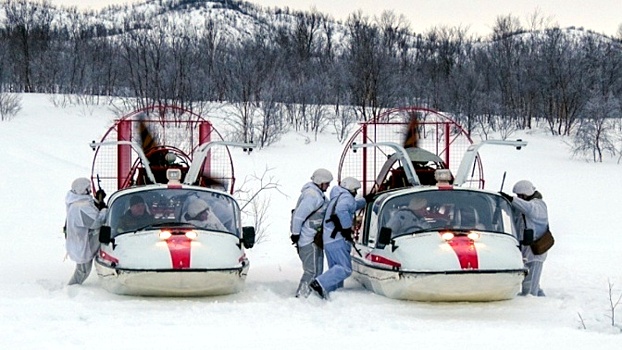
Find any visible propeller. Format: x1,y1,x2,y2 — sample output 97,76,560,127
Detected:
134,111,228,190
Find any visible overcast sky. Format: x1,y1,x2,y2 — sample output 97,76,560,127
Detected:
49,0,621,37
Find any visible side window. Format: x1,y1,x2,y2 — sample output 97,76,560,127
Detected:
502,205,519,237
198,192,239,235
109,196,129,237
359,203,377,244
206,194,237,234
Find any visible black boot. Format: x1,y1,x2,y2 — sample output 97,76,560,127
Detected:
309,280,325,299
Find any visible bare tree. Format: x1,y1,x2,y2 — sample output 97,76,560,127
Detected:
344,11,380,121
195,18,226,102
331,105,358,143
438,28,481,135
485,15,529,129
234,166,287,244
496,114,520,140
537,28,589,136
224,28,278,145
524,9,555,33
255,88,286,148
344,11,411,121
572,93,620,162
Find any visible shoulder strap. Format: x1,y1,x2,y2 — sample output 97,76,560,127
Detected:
330,193,345,217
302,203,323,225
301,195,327,226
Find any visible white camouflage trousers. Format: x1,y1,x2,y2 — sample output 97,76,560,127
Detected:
522,260,545,296
68,261,93,285
296,243,323,297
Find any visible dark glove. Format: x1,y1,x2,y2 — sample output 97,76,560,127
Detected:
290,234,300,245
94,197,107,210
95,189,107,202
341,228,353,242
364,192,375,203
499,191,513,202
94,189,107,210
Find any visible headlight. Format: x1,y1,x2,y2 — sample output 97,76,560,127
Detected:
185,231,198,240
441,232,455,241
158,231,172,240
467,231,480,241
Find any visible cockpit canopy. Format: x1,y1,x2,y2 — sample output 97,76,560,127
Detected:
376,190,517,239
108,188,240,238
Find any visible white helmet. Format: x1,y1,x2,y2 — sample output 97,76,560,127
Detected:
512,180,536,196
340,177,361,191
71,177,91,195
187,198,209,218
311,168,333,185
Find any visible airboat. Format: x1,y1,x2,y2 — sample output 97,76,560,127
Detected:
341,107,528,301
89,105,255,297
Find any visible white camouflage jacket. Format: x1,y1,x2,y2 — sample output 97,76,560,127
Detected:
65,191,106,264
512,191,549,261
290,182,328,247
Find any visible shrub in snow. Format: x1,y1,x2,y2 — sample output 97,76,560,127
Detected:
0,93,22,121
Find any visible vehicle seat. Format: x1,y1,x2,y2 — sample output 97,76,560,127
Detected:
456,207,479,229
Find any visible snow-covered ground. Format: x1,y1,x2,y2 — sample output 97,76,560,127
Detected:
1,94,621,349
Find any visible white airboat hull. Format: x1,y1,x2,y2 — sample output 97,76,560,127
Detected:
95,263,249,297
352,232,526,302
352,264,523,302
95,229,249,297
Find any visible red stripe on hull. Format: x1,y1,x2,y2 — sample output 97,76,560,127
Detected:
447,236,479,269
99,249,119,264
166,236,192,269
365,253,402,268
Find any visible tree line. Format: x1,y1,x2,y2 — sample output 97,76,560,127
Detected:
1,0,622,161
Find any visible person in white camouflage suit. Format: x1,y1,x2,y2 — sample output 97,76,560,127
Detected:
385,196,431,236
500,180,549,296
290,168,332,297
65,177,107,285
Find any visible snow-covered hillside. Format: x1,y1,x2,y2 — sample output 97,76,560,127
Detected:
0,94,621,349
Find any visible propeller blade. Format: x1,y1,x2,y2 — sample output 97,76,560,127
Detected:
137,113,158,154
200,174,227,190
403,114,419,148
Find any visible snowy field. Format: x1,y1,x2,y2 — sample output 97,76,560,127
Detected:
1,94,621,349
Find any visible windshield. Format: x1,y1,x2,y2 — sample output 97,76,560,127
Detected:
379,190,516,238
108,188,240,238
